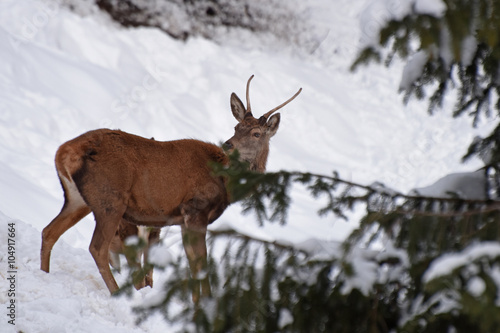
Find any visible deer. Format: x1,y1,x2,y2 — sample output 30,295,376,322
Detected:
108,222,161,289
40,75,301,303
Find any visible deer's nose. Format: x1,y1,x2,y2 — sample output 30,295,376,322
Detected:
223,140,233,151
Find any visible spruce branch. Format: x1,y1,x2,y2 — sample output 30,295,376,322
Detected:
215,152,500,224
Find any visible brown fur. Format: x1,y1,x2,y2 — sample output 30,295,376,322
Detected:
40,76,301,303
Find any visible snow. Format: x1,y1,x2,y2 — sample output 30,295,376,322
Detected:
399,50,428,91
423,242,500,283
461,35,478,67
0,0,494,331
414,0,446,17
1,213,168,332
439,25,454,69
467,276,486,297
411,170,487,200
489,266,500,306
124,236,141,247
341,248,379,296
278,308,294,329
147,243,174,268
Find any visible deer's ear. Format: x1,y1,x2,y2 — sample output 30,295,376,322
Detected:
230,93,246,122
266,113,280,137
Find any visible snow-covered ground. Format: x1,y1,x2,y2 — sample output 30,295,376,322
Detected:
0,0,492,331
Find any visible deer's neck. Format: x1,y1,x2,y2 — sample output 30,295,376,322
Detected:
250,146,269,173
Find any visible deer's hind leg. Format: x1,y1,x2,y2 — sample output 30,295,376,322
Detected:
89,204,128,294
41,177,91,273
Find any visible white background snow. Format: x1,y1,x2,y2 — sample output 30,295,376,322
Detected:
0,0,494,331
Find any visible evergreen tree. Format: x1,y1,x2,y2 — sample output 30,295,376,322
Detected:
352,0,500,164
118,1,500,332
118,153,500,332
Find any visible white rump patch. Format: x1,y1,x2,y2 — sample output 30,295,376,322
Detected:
59,172,87,208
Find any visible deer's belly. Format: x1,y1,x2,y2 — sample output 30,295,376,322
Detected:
122,206,184,227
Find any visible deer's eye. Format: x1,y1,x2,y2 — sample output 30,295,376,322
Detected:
253,132,261,138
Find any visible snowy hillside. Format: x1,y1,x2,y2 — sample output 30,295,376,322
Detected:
0,0,492,331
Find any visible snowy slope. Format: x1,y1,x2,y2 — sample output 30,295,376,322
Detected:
0,0,493,331
1,213,169,332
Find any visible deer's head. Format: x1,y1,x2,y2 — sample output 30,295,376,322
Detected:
224,75,301,172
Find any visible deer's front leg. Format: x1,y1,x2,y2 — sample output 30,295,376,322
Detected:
144,227,161,288
181,222,211,304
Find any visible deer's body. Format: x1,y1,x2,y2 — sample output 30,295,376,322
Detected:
41,76,301,302
59,129,229,227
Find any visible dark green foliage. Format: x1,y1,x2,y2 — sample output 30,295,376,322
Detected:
123,227,405,332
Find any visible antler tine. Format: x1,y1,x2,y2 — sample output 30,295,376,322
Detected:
262,87,302,120
246,75,254,114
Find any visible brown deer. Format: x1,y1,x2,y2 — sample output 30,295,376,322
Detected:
40,75,301,302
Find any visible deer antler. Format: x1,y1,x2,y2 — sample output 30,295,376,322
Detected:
245,75,254,115
261,87,302,120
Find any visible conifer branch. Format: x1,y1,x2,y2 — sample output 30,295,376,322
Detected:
217,156,500,222
208,228,309,255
